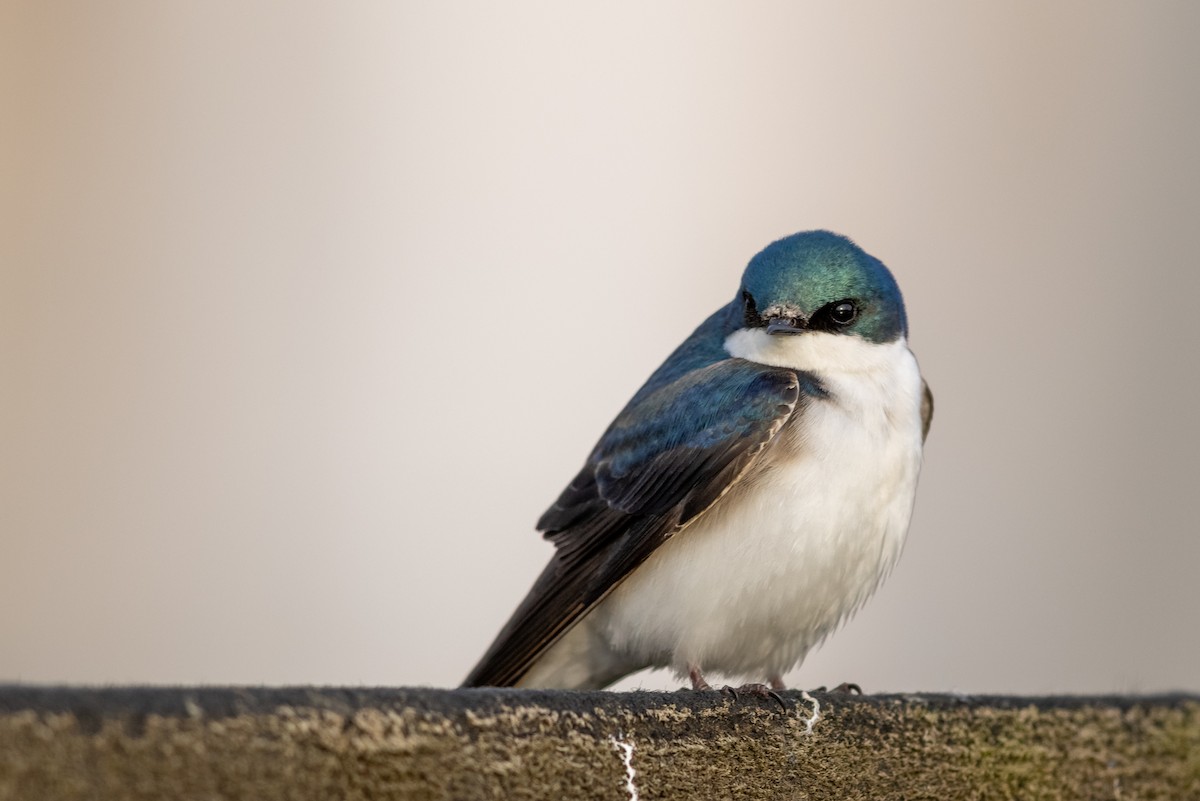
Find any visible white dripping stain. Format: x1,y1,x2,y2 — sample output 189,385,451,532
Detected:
609,732,639,801
798,691,821,735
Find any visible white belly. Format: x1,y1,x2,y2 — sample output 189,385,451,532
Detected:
593,335,926,682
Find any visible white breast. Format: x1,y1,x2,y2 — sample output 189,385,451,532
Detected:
592,331,926,682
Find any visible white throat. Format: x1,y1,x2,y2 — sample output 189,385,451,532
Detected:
723,327,907,374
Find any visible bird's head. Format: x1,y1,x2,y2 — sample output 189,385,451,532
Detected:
735,230,907,344
726,231,909,371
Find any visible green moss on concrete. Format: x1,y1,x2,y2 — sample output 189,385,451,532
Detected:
0,687,1197,800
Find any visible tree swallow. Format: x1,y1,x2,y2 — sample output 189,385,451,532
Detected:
463,230,932,692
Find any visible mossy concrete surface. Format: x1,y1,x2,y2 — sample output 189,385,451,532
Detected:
1,686,1197,800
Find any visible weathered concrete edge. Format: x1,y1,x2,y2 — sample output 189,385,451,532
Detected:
3,686,1199,801
3,683,1197,720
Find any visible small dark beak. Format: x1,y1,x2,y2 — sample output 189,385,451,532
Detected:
766,316,806,335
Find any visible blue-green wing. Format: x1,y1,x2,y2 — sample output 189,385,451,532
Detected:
463,359,803,687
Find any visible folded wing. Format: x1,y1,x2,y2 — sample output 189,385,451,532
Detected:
463,360,802,687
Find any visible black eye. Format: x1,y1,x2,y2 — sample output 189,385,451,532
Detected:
742,291,761,328
830,301,857,325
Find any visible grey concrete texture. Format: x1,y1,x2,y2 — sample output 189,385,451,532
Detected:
2,687,1198,800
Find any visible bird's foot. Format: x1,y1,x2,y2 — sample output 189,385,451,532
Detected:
687,666,787,711
721,683,788,712
813,682,863,695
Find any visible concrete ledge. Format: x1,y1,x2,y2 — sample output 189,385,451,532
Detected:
1,686,1197,800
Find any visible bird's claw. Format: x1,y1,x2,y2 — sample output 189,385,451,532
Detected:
721,683,788,712
688,666,788,712
813,682,863,694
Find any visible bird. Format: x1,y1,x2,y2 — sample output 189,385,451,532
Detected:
463,230,932,693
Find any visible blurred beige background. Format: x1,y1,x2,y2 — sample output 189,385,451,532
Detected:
2,2,1198,694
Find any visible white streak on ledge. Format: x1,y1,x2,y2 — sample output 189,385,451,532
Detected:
799,691,822,735
610,733,639,801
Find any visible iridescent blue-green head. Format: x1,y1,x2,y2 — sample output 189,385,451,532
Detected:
735,231,907,344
